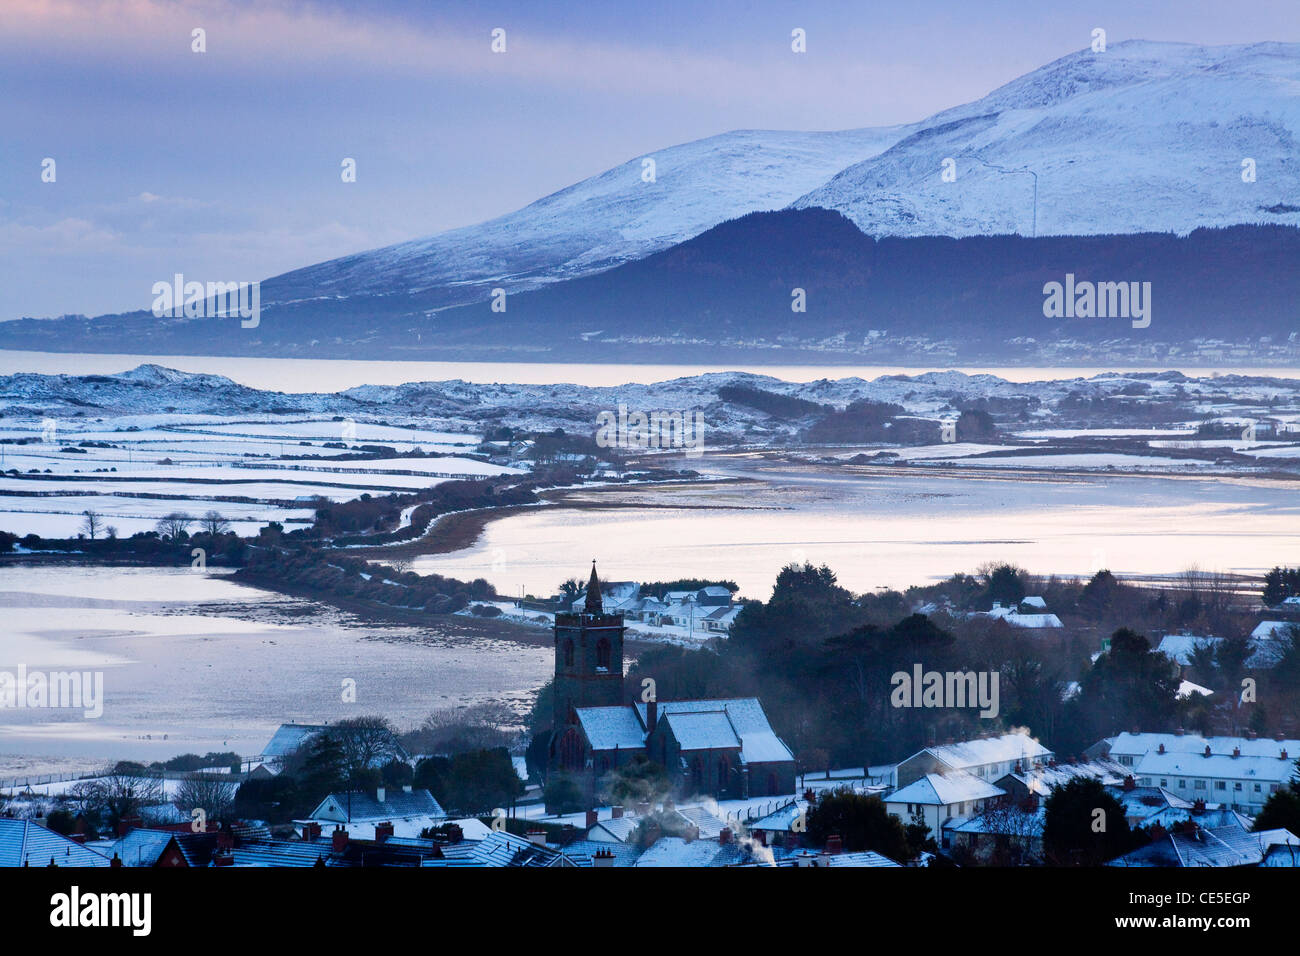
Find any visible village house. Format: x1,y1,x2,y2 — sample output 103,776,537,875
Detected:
1092,731,1300,814
894,731,1054,789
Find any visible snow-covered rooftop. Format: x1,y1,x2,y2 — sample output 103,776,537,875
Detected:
887,771,1005,806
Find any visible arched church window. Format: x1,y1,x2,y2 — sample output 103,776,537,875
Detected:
596,637,611,669
563,639,574,667
559,728,583,770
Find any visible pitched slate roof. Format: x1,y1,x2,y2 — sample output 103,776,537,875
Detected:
589,815,641,842
887,771,1005,806
108,828,176,867
633,836,746,867
1110,821,1299,867
0,820,110,867
664,711,741,752
1133,750,1297,784
261,723,330,758
924,732,1052,771
310,788,444,823
637,697,785,743
1001,759,1128,795
576,706,648,752
1108,731,1300,760
553,839,643,867
674,805,732,839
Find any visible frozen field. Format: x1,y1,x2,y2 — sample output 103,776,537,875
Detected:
0,415,518,539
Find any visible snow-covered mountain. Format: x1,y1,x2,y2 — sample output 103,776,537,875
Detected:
793,41,1300,237
261,127,909,308
262,40,1300,310
4,40,1297,363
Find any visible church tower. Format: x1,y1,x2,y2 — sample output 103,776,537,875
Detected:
551,561,625,732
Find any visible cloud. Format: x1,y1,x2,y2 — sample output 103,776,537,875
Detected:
0,217,122,251
1,0,907,113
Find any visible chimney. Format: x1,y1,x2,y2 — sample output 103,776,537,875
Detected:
402,784,412,793
1122,775,1136,791
796,851,815,867
212,852,234,867
1247,730,1258,741
1175,727,1185,736
611,805,624,819
109,853,122,869
1192,799,1205,815
117,815,143,838
216,829,234,851
1283,749,1290,760
719,827,732,845
1158,743,1166,754
1232,747,1241,759
825,833,843,856
592,848,615,868
332,826,349,852
527,830,547,846
302,821,322,842
585,809,599,829
376,787,385,803
646,699,657,734
69,834,87,844
374,821,394,842
1277,733,1286,742
683,825,699,843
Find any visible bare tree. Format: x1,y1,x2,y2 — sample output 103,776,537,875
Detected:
200,510,231,536
69,772,166,832
155,512,194,540
332,716,403,783
406,704,518,754
173,775,236,825
80,510,102,540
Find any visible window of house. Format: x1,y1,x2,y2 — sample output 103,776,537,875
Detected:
1233,782,1242,791
1254,784,1262,792
1214,781,1226,790
1179,780,1186,788
1194,780,1207,790
1160,779,1168,788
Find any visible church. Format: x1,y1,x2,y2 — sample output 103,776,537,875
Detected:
547,563,796,809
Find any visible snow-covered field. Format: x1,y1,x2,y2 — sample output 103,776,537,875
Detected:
0,414,505,539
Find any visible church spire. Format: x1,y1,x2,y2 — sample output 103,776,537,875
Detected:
584,560,603,613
